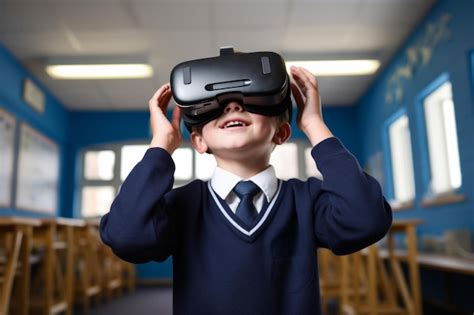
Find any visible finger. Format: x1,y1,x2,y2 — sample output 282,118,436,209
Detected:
292,67,318,100
293,67,313,92
290,82,305,111
158,88,172,113
298,67,318,89
290,67,309,95
171,106,182,131
149,84,170,113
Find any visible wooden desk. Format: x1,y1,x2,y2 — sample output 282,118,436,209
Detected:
340,219,424,315
0,217,41,315
387,219,423,315
31,218,85,315
377,249,474,276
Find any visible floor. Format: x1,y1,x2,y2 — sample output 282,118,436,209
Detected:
78,286,173,315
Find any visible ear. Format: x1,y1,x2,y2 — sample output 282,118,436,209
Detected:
191,131,209,154
272,122,292,145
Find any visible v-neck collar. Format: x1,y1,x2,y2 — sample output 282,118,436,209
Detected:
208,180,284,242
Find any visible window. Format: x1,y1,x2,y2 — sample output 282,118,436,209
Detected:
421,80,461,196
195,152,217,180
270,143,299,179
387,114,415,205
121,145,148,181
79,141,319,217
172,148,193,180
81,186,115,217
80,149,116,217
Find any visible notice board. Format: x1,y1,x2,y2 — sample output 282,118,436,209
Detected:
15,123,59,214
0,107,16,207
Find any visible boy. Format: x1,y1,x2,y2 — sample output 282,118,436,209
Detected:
100,65,392,314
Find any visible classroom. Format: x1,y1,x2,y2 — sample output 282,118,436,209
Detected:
0,0,473,314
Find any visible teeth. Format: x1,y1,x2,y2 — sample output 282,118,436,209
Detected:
224,121,247,128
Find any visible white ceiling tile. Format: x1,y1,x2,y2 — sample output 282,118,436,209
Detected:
288,1,361,27
48,1,137,32
132,1,212,30
73,30,153,54
213,29,287,53
212,2,289,29
42,80,108,110
1,31,76,58
98,79,155,109
358,0,433,28
1,3,63,33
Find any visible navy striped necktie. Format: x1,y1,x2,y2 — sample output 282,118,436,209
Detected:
234,181,260,226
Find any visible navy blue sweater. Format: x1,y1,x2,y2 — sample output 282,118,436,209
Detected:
100,137,392,315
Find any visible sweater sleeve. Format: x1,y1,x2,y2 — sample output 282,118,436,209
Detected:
99,147,176,263
311,137,392,255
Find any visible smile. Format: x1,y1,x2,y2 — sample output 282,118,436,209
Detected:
224,121,248,128
220,119,250,129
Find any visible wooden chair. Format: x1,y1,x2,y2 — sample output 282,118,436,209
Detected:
318,248,343,314
73,222,102,313
0,217,40,315
100,245,124,301
122,261,135,293
86,219,135,300
30,218,83,315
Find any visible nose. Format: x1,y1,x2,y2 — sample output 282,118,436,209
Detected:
224,102,243,113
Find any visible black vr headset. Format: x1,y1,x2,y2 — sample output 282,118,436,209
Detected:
170,47,293,131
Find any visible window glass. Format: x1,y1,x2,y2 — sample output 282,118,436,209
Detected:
423,81,462,194
270,143,298,179
388,115,415,203
195,152,217,180
121,145,148,181
81,186,115,217
172,147,193,180
84,150,115,180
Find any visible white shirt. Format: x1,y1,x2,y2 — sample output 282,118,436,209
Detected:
210,166,279,214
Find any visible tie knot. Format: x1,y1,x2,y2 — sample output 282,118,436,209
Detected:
234,181,260,199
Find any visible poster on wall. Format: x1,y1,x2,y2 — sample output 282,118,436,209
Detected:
0,107,16,207
15,123,59,214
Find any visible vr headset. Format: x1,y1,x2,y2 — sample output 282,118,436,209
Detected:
170,47,292,131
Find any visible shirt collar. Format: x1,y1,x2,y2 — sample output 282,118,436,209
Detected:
210,165,278,202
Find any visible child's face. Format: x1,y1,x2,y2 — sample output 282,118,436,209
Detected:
191,102,288,161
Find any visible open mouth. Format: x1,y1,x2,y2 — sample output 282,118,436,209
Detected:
221,120,249,129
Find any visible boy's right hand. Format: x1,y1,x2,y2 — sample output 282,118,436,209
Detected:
149,83,182,154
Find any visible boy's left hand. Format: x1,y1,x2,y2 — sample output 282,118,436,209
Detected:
290,66,333,146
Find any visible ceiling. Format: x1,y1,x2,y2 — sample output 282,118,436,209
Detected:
0,0,436,111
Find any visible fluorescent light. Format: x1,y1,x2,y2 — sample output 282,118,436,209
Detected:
286,59,380,76
46,64,154,79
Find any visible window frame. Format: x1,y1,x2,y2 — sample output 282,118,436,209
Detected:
382,108,416,210
414,73,464,206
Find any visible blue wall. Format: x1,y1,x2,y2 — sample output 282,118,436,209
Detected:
356,0,474,310
357,0,473,237
0,44,71,217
